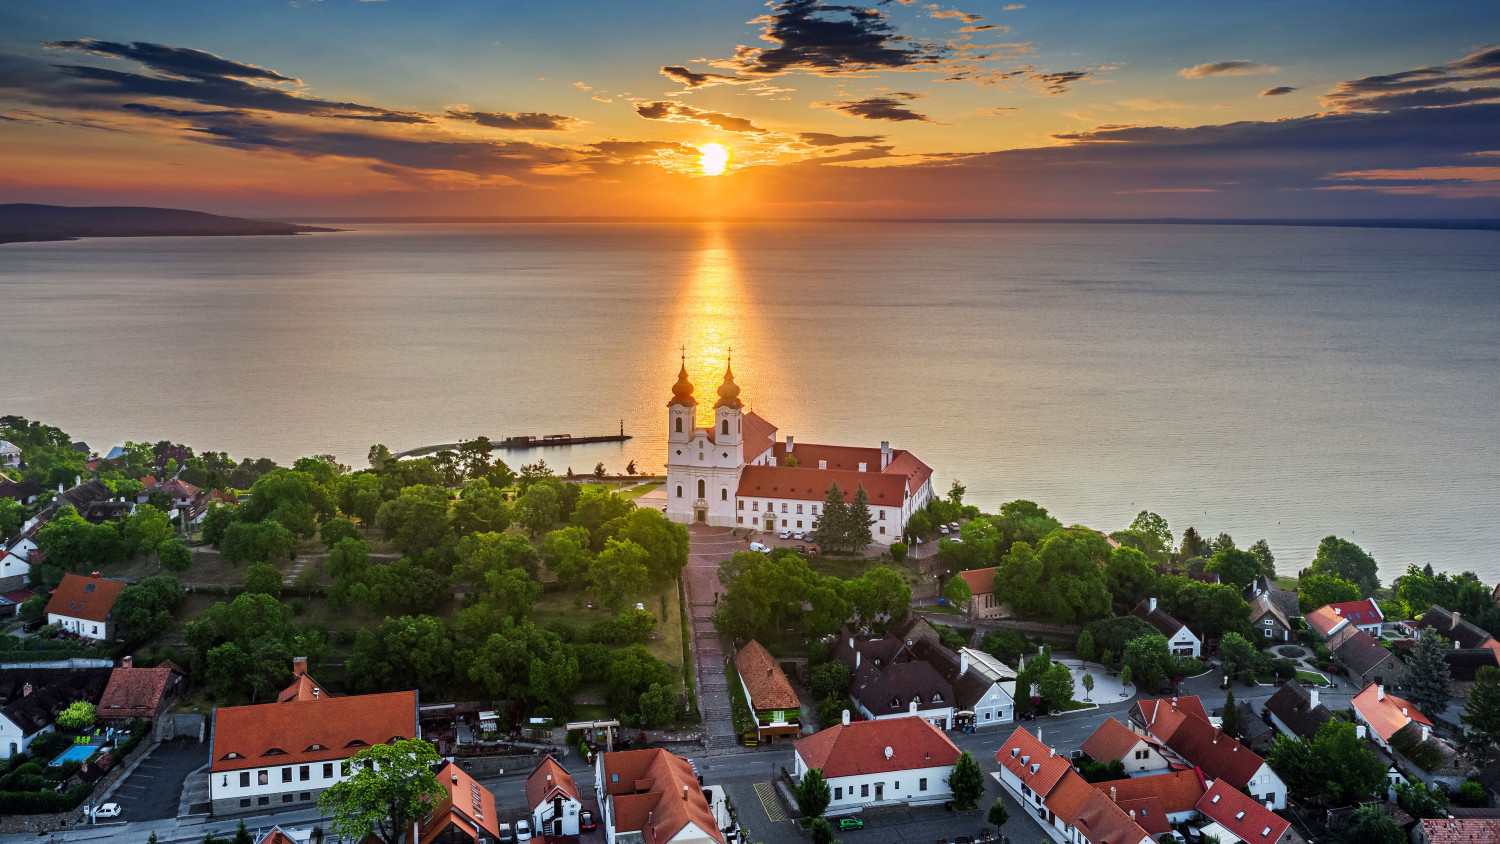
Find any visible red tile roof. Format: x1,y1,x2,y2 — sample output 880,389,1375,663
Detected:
1080,718,1147,763
255,829,301,844
419,762,499,844
1043,772,1099,823
211,690,417,772
1196,781,1289,844
45,573,126,623
737,465,909,505
1419,818,1500,844
1142,700,1267,789
741,413,778,460
1137,696,1208,727
98,661,183,719
1116,797,1171,835
1307,599,1382,637
796,716,960,779
1071,787,1152,844
1094,771,1205,815
1352,682,1432,743
995,727,1072,798
958,567,997,597
600,748,723,844
525,756,581,810
734,640,800,711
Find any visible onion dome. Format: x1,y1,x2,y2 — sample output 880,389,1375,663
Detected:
714,363,743,409
668,362,696,407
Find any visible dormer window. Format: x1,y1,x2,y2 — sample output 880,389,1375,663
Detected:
222,752,243,760
262,748,287,756
1211,795,1221,804
305,744,327,752
1235,811,1246,820
345,739,369,748
891,697,901,708
933,692,942,702
1260,828,1271,837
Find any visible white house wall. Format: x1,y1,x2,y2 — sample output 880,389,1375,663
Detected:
0,714,49,759
824,764,955,809
532,793,582,836
210,757,357,814
47,613,109,640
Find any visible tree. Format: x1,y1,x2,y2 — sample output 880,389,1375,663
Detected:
1081,673,1094,701
992,500,1062,556
591,539,651,609
811,662,852,701
1337,806,1405,844
220,519,295,564
114,575,184,641
337,473,388,528
1402,632,1452,719
349,615,457,694
605,645,673,717
368,444,393,470
995,528,1110,625
1076,629,1096,663
1310,535,1380,596
318,738,443,844
795,768,832,818
241,469,337,537
944,573,973,608
56,700,96,730
1204,548,1261,590
327,536,372,579
1128,511,1173,552
947,751,985,810
1119,665,1132,688
0,498,24,540
458,437,493,480
890,541,907,563
1123,634,1171,694
1103,546,1158,612
1298,573,1362,613
848,567,911,622
1266,719,1386,805
1209,533,1236,554
36,506,124,570
539,527,595,589
184,592,327,701
1217,633,1259,682
638,683,677,727
1082,616,1159,657
569,487,634,535
451,478,513,536
243,562,283,597
157,537,193,572
625,460,637,476
1177,526,1208,560
604,508,689,581
1222,691,1237,738
846,485,874,550
516,483,561,535
819,482,850,549
376,485,453,558
1248,539,1275,578
1156,575,1254,641
1395,780,1449,819
987,799,1009,828
1040,662,1074,711
1461,665,1500,753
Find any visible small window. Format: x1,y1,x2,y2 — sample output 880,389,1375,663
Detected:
879,526,885,534
240,772,250,787
85,583,96,593
796,504,803,514
698,479,706,498
780,503,788,513
919,778,928,791
323,763,334,778
721,489,728,501
282,768,292,783
737,517,743,524
240,799,252,808
738,501,744,510
782,520,787,527
1264,628,1273,637
258,796,269,806
984,712,991,720
797,521,803,528
879,509,885,520
861,784,869,798
722,419,729,435
301,792,311,801
812,505,819,515
1236,811,1246,820
258,770,269,786
675,418,683,433
835,787,843,800
676,485,683,498
1135,749,1148,760
300,766,310,781
282,794,294,803
752,502,759,511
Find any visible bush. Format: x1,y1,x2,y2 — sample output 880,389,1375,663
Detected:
0,783,92,813
26,731,70,762
981,629,1031,664
1277,645,1305,658
1456,781,1487,807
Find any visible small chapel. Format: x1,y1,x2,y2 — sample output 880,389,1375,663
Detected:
663,358,934,544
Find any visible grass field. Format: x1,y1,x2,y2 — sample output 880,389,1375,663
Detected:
1294,670,1329,686
530,579,683,669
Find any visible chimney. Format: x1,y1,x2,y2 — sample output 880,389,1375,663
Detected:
1308,688,1319,708
1334,607,1343,616
1110,787,1117,802
1377,684,1385,701
786,436,794,452
1420,723,1431,742
682,786,689,802
313,688,320,698
909,700,918,714
22,683,32,697
453,772,459,783
857,462,867,473
1149,597,1158,612
75,475,81,488
856,651,861,669
91,571,101,579
842,710,851,727
548,775,553,784
1213,726,1220,744
960,649,969,675
1452,611,1461,627
1049,748,1055,758
1402,707,1409,717
848,636,855,649
122,656,133,670
293,656,308,676
880,442,891,470
1036,729,1042,743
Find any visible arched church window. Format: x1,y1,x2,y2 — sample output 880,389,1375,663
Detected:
676,485,683,498
720,489,728,501
676,418,683,433
697,479,706,498
721,419,729,435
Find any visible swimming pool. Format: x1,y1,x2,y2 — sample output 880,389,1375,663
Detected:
49,744,98,766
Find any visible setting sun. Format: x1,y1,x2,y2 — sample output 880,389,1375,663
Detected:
698,142,731,176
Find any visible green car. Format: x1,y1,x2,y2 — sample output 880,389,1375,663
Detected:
837,818,865,831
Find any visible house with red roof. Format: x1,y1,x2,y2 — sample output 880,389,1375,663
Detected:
1195,781,1292,844
1093,771,1205,836
595,747,724,844
1079,717,1173,777
253,827,312,844
1351,682,1432,751
208,677,418,816
955,567,1006,620
1131,599,1202,657
45,572,127,640
1130,696,1286,809
97,656,185,724
995,727,1153,844
732,640,801,743
527,755,583,837
662,361,934,544
1414,817,1500,844
793,715,961,811
418,761,500,844
1304,599,1383,640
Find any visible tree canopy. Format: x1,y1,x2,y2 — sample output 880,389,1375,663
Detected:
1298,573,1362,614
1266,719,1386,805
1309,535,1380,596
994,527,1111,625
318,739,443,844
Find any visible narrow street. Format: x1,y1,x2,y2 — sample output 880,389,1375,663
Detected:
686,524,747,752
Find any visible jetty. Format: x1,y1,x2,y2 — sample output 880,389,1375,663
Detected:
393,423,631,459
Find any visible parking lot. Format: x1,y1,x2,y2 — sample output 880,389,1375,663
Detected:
106,738,210,821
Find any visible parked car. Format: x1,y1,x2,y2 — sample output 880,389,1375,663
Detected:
939,525,950,534
516,819,534,842
949,522,961,530
779,530,791,539
86,803,122,820
793,531,804,540
580,810,597,832
837,817,865,831
498,822,515,844
949,537,963,543
749,541,769,552
1157,833,1184,844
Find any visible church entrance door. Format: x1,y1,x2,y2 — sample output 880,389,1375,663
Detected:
695,509,706,522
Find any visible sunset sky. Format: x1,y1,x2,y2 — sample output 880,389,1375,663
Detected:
3,0,1498,218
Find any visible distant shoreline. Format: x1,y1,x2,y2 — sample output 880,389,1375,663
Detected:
0,204,339,245
284,216,1500,232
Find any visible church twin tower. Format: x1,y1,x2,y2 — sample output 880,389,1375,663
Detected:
664,357,750,526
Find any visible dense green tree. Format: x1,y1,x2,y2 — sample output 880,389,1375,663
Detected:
569,487,634,534
1076,629,1095,663
1209,533,1236,554
56,700,95,730
1177,526,1208,560
1266,719,1386,805
429,450,462,487
1310,535,1380,596
36,506,124,569
637,682,677,726
606,645,674,716
451,478,512,536
715,550,851,642
376,485,453,559
232,820,254,844
367,444,394,471
319,516,362,549
991,500,1062,556
846,484,874,550
318,738,443,844
944,574,972,608
337,473,388,528
602,508,690,581
350,557,451,615
1129,511,1173,551
1222,690,1238,738
1156,575,1254,640
1461,665,1500,753
1217,633,1261,682
1401,632,1452,719
515,482,560,535
157,537,193,572
947,751,986,810
591,538,651,609
241,469,336,537
184,592,327,701
996,528,1110,625
219,519,295,564
201,503,240,547
536,526,592,588
848,567,911,622
818,482,851,549
0,499,25,540
1123,634,1171,694
811,662,852,701
1395,780,1449,819
455,531,539,581
986,800,1008,829
22,444,89,488
1298,573,1362,613
348,615,455,694
936,519,999,574
243,562,283,597
113,574,184,640
1205,548,1261,590
1040,662,1074,711
467,617,562,694
796,769,832,818
1082,616,1159,657
326,536,371,580
458,437,493,480
1103,546,1158,612
1248,539,1275,578
1337,806,1405,844
1393,565,1500,632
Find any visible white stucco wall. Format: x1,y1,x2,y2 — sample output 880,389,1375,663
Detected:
211,757,353,810
0,714,50,759
532,793,582,836
47,613,110,640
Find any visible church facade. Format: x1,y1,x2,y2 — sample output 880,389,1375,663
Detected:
663,361,935,545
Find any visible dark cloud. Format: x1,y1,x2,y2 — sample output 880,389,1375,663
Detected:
582,139,701,164
1032,70,1090,94
818,93,932,122
816,144,895,163
1179,60,1278,79
1323,46,1500,111
42,39,299,83
658,66,749,88
715,0,950,76
1260,86,1297,97
634,101,766,134
796,131,886,146
930,10,983,24
332,112,433,124
960,24,1003,32
445,109,579,131
121,102,246,118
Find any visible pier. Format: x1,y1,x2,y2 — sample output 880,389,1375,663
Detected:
394,424,631,459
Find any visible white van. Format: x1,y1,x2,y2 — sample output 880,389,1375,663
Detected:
749,541,769,552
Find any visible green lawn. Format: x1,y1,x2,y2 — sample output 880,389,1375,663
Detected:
1295,670,1329,686
530,580,683,669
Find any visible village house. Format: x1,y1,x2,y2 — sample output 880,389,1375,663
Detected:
595,747,724,844
906,638,1016,728
793,714,960,811
1092,771,1204,837
1351,682,1430,752
956,567,1005,620
0,440,20,468
526,756,583,838
0,477,43,506
995,727,1153,844
419,761,501,844
1327,628,1406,689
1246,576,1302,625
1130,696,1286,809
97,656,185,724
1349,684,1470,790
140,477,210,522
0,667,112,758
1304,599,1384,641
1079,717,1173,776
1195,780,1293,844
0,509,50,592
1262,684,1333,742
1412,605,1500,660
1131,599,1202,657
208,661,418,815
1247,594,1293,643
1412,817,1500,844
732,640,801,743
834,635,955,730
46,572,127,640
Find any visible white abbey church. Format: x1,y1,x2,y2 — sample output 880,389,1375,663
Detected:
663,359,935,544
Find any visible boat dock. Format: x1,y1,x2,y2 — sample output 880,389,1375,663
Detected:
394,426,631,459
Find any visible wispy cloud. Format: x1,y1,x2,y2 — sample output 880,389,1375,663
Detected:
1322,45,1500,111
635,101,767,134
1260,86,1297,97
1178,60,1278,79
446,108,581,131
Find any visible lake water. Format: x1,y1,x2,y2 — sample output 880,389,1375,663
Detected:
3,221,1498,585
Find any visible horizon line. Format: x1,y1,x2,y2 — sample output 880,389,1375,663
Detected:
275,215,1500,231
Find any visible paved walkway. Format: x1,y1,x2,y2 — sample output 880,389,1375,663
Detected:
686,525,747,752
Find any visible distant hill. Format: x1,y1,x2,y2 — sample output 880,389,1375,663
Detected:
0,204,339,244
